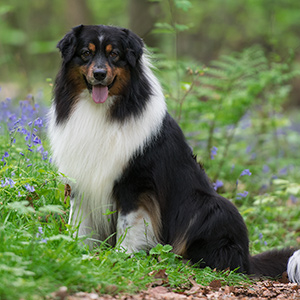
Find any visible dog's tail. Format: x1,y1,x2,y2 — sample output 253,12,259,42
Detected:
249,248,300,283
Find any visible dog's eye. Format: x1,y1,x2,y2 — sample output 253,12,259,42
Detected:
110,51,119,59
81,50,91,60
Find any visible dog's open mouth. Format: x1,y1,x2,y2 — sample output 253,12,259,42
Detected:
84,76,116,104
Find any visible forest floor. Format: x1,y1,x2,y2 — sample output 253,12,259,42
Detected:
50,278,300,300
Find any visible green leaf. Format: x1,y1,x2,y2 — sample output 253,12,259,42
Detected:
38,205,64,214
174,0,192,11
47,234,73,242
149,243,164,255
162,244,173,253
174,23,190,32
272,179,289,186
7,201,35,214
103,209,117,216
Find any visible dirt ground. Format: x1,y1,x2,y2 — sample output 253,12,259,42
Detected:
51,279,300,300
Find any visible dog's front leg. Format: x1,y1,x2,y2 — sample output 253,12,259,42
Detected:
69,196,100,248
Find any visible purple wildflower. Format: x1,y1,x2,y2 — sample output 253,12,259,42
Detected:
213,180,224,191
32,135,41,145
210,146,218,160
246,145,252,154
25,184,35,193
230,164,235,173
240,169,252,177
262,165,270,173
279,167,287,175
38,227,43,235
290,195,298,204
42,151,48,161
34,118,43,128
8,178,15,187
236,191,249,200
1,178,15,188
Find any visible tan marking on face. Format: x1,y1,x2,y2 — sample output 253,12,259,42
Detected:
67,65,87,92
88,43,96,52
81,62,95,83
108,66,130,96
105,44,113,54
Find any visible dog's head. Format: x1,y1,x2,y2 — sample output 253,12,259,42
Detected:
57,25,144,104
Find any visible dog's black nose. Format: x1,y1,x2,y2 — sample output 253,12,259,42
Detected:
93,69,107,81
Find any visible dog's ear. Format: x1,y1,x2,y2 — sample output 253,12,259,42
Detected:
122,28,144,68
57,25,83,63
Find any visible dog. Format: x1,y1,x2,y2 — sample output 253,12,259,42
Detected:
48,24,300,283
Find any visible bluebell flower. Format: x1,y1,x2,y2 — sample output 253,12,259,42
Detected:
213,180,223,191
262,165,270,173
42,151,48,161
259,233,263,240
236,191,249,200
289,195,298,204
8,178,15,187
37,145,44,153
279,167,287,175
25,184,35,193
32,135,41,145
246,145,252,154
1,178,15,188
230,164,235,173
34,117,43,128
240,169,252,177
210,146,218,160
36,227,43,238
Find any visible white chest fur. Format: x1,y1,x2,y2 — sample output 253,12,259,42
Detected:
48,79,166,243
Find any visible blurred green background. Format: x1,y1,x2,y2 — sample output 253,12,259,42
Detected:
1,0,300,106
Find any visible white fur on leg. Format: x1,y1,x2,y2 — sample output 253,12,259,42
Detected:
117,208,158,253
287,249,300,283
69,197,102,248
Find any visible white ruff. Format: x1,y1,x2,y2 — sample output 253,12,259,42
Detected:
48,55,166,245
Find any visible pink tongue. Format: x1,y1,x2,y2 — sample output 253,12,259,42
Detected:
92,85,108,104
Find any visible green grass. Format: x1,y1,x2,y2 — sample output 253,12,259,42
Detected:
1,49,300,299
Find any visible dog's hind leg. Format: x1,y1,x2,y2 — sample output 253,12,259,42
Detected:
116,207,159,253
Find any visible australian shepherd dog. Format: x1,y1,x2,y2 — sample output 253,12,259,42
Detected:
48,24,300,283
